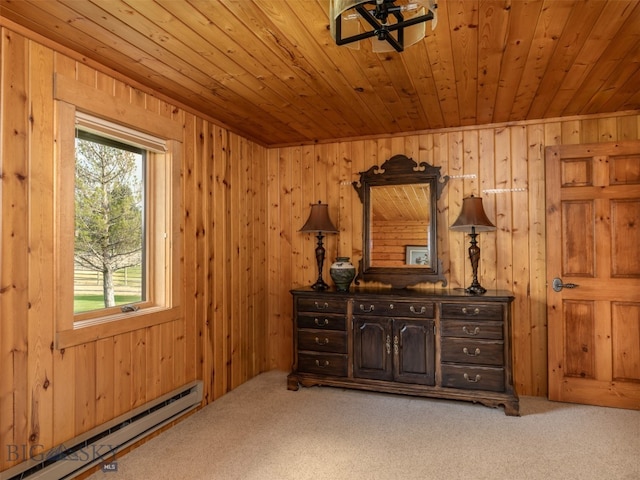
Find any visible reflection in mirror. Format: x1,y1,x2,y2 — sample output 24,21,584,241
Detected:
370,184,431,267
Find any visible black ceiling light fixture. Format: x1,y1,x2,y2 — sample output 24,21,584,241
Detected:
330,0,437,53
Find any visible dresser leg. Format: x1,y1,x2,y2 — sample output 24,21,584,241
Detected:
287,374,300,391
503,399,520,416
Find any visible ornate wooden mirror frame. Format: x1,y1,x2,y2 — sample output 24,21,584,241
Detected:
352,154,449,288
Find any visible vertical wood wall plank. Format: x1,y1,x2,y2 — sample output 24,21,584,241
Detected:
182,113,198,390
527,123,548,395
447,131,465,289
74,343,96,435
267,147,286,370
493,127,513,291
52,348,75,445
27,38,55,458
113,333,133,417
479,128,497,289
0,28,30,470
131,330,147,408
229,134,242,389
298,146,312,287
510,125,532,394
95,338,115,426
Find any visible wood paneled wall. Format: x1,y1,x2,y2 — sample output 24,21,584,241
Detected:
2,19,640,477
266,114,640,398
0,27,268,472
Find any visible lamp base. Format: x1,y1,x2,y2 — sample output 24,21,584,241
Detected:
465,283,487,295
310,278,330,291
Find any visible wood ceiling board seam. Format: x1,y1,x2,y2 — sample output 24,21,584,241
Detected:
249,0,395,135
545,0,638,118
84,0,311,143
448,0,480,126
492,0,544,124
421,0,461,127
241,0,369,136
600,66,640,114
225,0,379,136
120,0,334,143
399,38,446,129
569,3,640,116
474,0,510,125
508,0,575,121
292,0,401,135
527,0,610,119
158,0,339,141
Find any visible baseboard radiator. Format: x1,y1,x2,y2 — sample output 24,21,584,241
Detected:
2,380,203,480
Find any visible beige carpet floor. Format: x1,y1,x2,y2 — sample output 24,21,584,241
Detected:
87,370,640,480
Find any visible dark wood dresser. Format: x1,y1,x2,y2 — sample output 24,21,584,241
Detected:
288,288,519,416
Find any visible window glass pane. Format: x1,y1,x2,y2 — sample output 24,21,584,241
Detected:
74,131,146,313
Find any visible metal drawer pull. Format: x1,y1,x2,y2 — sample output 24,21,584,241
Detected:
463,347,481,357
360,304,375,313
315,302,329,310
463,373,482,383
386,335,391,354
462,326,480,336
315,337,329,345
462,307,480,316
315,360,329,368
410,305,426,314
314,318,329,326
393,336,399,355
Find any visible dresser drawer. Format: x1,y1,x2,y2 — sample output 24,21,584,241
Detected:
297,297,348,314
298,330,348,353
440,319,503,340
440,338,504,366
353,299,435,318
297,313,346,331
298,352,348,377
441,364,505,392
441,303,503,320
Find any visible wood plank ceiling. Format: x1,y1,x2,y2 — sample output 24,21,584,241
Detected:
1,0,639,146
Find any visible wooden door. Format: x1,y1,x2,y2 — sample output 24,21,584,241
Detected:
546,141,640,409
353,317,393,381
393,320,435,385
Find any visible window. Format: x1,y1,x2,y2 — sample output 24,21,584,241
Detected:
74,130,146,314
53,88,182,348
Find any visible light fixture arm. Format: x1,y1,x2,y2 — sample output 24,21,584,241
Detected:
333,1,437,53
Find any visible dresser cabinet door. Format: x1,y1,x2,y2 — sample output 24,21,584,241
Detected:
394,320,435,385
353,317,393,381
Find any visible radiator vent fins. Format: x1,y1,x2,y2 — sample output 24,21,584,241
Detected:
4,381,203,480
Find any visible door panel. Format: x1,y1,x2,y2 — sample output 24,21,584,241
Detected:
611,199,640,276
546,141,640,410
394,320,435,385
561,201,594,276
353,317,393,381
612,303,640,382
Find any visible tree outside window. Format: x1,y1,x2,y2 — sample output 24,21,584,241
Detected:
74,132,146,313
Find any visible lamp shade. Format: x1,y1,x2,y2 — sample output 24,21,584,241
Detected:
450,195,496,233
300,201,339,233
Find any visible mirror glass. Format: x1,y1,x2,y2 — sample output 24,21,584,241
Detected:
353,154,448,288
370,184,432,267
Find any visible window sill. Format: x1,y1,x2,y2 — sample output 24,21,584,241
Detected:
56,305,182,349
